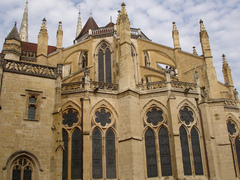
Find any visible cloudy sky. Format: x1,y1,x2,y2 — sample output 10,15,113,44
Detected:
0,0,240,92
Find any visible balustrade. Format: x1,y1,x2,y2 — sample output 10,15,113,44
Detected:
3,59,58,79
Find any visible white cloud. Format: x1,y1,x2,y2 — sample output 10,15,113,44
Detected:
0,0,240,92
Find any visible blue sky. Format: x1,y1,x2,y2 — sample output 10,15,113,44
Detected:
0,0,240,93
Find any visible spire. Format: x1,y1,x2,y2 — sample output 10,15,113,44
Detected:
75,14,98,40
6,22,21,41
76,7,82,38
172,22,181,49
19,0,28,42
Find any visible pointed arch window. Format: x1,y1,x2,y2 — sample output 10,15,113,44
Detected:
159,127,172,176
92,108,117,179
145,128,158,178
62,109,82,180
180,126,192,175
144,107,172,178
11,157,33,180
191,127,203,175
179,125,204,176
98,42,112,83
227,120,240,177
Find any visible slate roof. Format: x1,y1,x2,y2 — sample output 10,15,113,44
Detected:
105,22,114,27
6,23,21,41
21,41,56,54
76,17,99,39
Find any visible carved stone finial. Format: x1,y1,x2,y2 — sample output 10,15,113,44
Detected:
193,46,198,55
222,54,228,65
199,19,205,31
15,22,17,26
121,2,126,6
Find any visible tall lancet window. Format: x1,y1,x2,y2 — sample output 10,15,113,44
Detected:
98,42,112,83
227,119,240,177
179,106,204,176
144,107,172,178
62,109,82,180
92,108,117,179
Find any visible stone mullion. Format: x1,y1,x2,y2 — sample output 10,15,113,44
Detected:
188,131,195,176
167,97,184,179
155,129,161,178
67,131,72,180
102,132,106,179
233,140,239,177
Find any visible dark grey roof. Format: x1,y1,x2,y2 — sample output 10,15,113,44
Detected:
6,23,21,41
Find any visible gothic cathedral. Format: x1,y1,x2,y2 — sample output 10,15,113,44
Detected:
0,2,239,180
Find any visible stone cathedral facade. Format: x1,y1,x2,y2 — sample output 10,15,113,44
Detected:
0,2,240,180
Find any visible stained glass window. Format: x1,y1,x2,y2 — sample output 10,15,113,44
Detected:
145,128,158,177
11,158,32,180
71,129,82,179
180,107,194,125
12,165,21,180
235,138,240,173
146,108,163,126
62,110,78,127
98,49,104,82
191,127,203,175
98,43,112,83
106,129,116,178
95,109,111,126
105,48,112,83
180,126,192,175
92,128,103,179
159,127,172,176
62,130,68,180
230,139,237,177
227,121,236,135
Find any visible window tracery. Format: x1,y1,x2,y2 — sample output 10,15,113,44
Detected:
97,42,112,83
92,107,116,179
144,106,172,178
227,119,240,177
178,106,204,176
62,109,82,180
11,157,33,180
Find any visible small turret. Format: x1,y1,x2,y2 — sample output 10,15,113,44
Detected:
37,18,49,65
172,22,181,49
2,22,21,61
199,19,220,98
199,19,212,59
222,54,233,86
117,3,135,90
19,0,28,42
56,21,63,50
222,54,235,98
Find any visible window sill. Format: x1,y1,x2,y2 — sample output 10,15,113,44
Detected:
24,118,39,122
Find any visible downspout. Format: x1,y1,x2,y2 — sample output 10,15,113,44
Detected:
195,98,210,179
